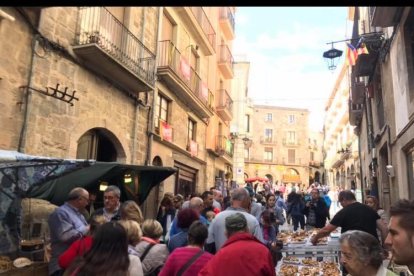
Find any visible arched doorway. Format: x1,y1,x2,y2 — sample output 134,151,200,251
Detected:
76,128,125,162
314,171,320,183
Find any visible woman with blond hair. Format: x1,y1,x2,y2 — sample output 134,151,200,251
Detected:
119,219,143,258
120,200,144,225
135,219,169,275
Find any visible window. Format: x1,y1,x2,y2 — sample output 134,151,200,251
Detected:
244,148,250,160
188,118,196,141
264,147,273,161
287,131,296,143
310,151,314,161
288,149,295,163
288,114,295,124
245,114,250,132
265,113,272,122
265,129,273,142
155,93,169,130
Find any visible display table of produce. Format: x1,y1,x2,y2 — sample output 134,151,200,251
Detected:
276,256,341,276
278,230,341,262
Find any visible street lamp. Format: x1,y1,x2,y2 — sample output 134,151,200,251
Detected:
242,137,252,148
323,42,343,70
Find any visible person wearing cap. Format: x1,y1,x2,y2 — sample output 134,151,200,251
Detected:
199,213,276,276
205,188,263,253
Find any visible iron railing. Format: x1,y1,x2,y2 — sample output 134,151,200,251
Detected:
189,7,216,50
215,135,234,157
76,7,155,85
219,7,235,34
218,44,234,69
157,40,213,109
216,89,233,113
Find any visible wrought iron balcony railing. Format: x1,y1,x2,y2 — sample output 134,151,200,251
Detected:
157,40,213,110
219,7,235,38
75,7,155,87
189,7,216,50
216,89,233,120
215,135,234,157
218,44,234,70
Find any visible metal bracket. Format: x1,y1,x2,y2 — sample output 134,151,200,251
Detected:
20,83,79,106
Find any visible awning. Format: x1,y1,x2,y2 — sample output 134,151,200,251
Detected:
27,162,177,206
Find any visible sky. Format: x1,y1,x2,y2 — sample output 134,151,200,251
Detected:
233,7,351,131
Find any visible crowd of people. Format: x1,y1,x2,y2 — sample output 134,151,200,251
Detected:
46,183,414,276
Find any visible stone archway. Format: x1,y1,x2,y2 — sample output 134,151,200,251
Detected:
70,117,130,163
76,127,126,162
314,171,321,183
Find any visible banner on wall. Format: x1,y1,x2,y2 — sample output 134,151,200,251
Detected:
180,56,191,81
189,140,198,157
160,121,172,142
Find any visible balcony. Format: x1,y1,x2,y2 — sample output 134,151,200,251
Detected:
176,7,216,56
370,7,403,27
351,81,365,104
354,33,384,78
218,44,234,79
349,100,363,126
73,7,155,93
282,139,300,147
215,135,234,158
219,7,235,40
157,40,214,118
309,160,322,167
215,89,233,121
260,136,277,145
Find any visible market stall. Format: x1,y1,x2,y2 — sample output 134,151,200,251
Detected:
276,230,341,275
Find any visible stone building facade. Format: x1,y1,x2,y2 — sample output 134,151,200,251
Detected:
324,63,360,192
348,7,414,209
231,61,253,186
0,7,239,218
245,105,315,190
0,7,158,164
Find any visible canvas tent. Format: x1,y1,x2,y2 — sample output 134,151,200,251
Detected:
0,150,176,255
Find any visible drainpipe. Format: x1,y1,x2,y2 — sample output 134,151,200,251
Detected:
131,100,140,164
145,7,163,166
18,24,40,152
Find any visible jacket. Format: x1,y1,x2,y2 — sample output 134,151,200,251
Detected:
199,232,276,276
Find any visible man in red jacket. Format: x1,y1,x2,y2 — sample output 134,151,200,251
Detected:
199,213,276,276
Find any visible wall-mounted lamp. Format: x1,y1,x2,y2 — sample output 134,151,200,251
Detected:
323,42,343,70
243,137,252,148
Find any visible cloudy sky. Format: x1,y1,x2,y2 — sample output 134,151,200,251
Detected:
233,7,350,131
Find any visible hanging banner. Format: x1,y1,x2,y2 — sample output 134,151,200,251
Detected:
161,121,172,142
180,56,191,81
201,82,209,100
189,140,198,157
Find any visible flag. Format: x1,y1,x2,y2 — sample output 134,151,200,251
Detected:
346,43,358,66
357,42,369,55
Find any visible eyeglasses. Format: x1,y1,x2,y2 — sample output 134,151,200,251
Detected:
104,196,117,200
